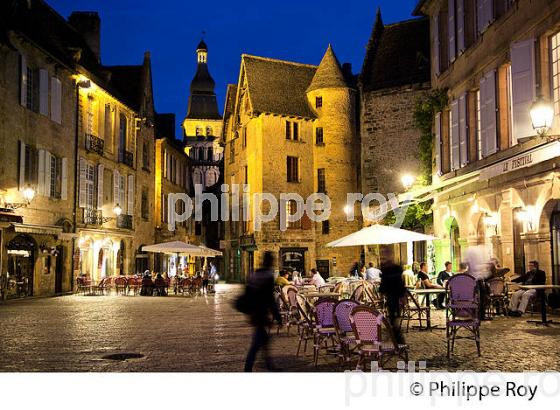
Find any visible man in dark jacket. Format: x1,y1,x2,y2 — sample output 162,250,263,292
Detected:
244,251,282,372
379,246,406,345
508,260,546,316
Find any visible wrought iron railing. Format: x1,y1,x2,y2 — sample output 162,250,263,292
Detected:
117,214,133,230
83,208,103,225
85,134,104,156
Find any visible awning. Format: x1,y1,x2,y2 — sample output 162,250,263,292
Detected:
142,241,221,257
11,223,62,236
326,224,438,247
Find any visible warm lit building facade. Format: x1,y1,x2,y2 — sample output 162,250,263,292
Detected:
415,0,560,283
223,46,362,281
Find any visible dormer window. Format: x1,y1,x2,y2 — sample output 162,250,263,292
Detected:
316,96,323,108
196,126,203,136
206,126,213,136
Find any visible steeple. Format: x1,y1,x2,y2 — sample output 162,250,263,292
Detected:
307,44,348,92
186,39,221,120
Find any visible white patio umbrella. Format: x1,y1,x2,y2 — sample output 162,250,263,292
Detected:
326,224,438,247
142,241,206,255
196,245,223,257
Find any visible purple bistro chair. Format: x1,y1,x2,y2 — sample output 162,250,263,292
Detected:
349,305,409,370
333,299,360,368
285,287,300,335
312,298,338,367
446,273,481,358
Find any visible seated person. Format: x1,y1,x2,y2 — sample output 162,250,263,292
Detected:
434,261,454,308
275,270,290,287
140,271,154,296
415,262,442,289
153,273,167,296
508,260,545,317
365,262,382,282
402,265,416,288
310,268,326,288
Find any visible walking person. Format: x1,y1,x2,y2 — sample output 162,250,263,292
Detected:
242,251,282,372
378,247,406,345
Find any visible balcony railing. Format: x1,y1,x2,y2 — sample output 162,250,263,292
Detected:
85,134,104,156
116,214,133,230
119,150,134,168
83,208,103,226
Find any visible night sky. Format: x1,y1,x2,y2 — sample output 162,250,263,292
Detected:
48,0,420,138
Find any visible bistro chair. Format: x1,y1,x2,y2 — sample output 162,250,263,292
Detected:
446,273,481,358
351,284,366,303
312,298,338,367
333,299,360,368
296,294,316,357
285,287,300,335
400,289,430,332
349,305,408,371
114,276,128,295
486,278,508,317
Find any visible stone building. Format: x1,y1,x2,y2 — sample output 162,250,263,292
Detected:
154,113,195,275
182,40,224,190
413,0,560,283
0,0,80,297
223,46,362,281
0,1,158,298
72,15,156,282
359,9,431,264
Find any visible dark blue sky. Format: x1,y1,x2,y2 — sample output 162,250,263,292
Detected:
49,0,419,138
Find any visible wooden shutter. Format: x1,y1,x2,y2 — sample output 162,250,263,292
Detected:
477,0,493,34
459,93,468,166
511,39,536,143
433,15,440,76
20,54,27,107
37,149,46,196
448,0,456,63
113,169,120,206
450,99,460,170
456,0,465,54
97,164,104,210
19,141,26,190
50,77,62,123
61,157,68,200
480,70,498,157
435,112,442,175
78,157,87,208
128,174,134,216
44,151,52,197
39,69,49,116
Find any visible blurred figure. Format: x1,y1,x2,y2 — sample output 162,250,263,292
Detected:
379,246,406,345
154,273,167,296
359,266,366,279
310,268,326,288
244,251,282,372
402,265,416,288
275,270,290,287
457,262,469,274
365,262,382,282
508,260,546,317
350,261,360,277
140,270,154,296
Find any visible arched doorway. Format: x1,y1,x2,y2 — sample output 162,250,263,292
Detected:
6,234,37,297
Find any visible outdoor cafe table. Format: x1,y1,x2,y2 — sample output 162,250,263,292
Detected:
508,283,560,326
409,288,447,330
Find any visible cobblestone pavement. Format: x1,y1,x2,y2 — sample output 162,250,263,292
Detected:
0,284,559,372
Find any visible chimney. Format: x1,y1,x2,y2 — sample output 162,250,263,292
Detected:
68,11,101,62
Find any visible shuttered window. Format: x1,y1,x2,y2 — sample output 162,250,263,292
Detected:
456,0,465,54
551,32,560,119
450,99,460,170
39,69,49,116
97,165,104,210
435,112,442,175
476,89,482,160
459,93,468,167
433,15,440,76
511,39,536,143
316,127,324,144
476,0,493,34
317,168,326,193
127,174,134,216
448,0,456,63
287,156,299,182
480,70,498,157
50,77,62,124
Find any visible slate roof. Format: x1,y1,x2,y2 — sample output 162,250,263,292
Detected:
242,55,318,118
307,44,348,92
360,9,430,92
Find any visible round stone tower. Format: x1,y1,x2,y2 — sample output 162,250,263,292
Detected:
306,45,362,276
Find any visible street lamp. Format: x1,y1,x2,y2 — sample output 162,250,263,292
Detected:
530,96,554,136
112,203,123,217
401,174,415,191
2,186,36,210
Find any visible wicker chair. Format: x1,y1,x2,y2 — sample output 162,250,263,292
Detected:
446,273,481,358
312,298,338,367
400,289,430,332
333,299,360,368
296,294,315,357
486,278,508,317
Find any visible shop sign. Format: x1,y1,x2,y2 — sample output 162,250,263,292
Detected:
480,142,560,180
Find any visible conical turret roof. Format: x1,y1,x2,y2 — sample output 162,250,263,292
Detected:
307,44,348,92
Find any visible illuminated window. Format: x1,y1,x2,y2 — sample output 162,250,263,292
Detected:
206,126,213,136
551,31,560,118
316,96,322,108
196,127,203,136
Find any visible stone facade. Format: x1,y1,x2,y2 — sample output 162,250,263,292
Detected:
416,0,560,282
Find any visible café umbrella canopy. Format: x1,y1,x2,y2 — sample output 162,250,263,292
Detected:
196,245,223,257
142,241,213,256
326,224,438,247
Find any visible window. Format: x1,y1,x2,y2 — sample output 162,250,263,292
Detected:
476,89,482,160
26,66,34,110
287,156,299,182
49,156,61,199
85,163,95,209
206,126,213,136
286,199,301,229
317,168,326,193
551,31,560,119
285,121,299,141
242,127,247,148
316,96,322,108
119,175,126,213
244,165,248,184
322,220,330,234
86,95,95,135
141,188,149,219
24,145,37,186
316,127,324,144
285,121,291,139
161,193,167,223
119,114,127,155
293,122,299,140
196,127,203,136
